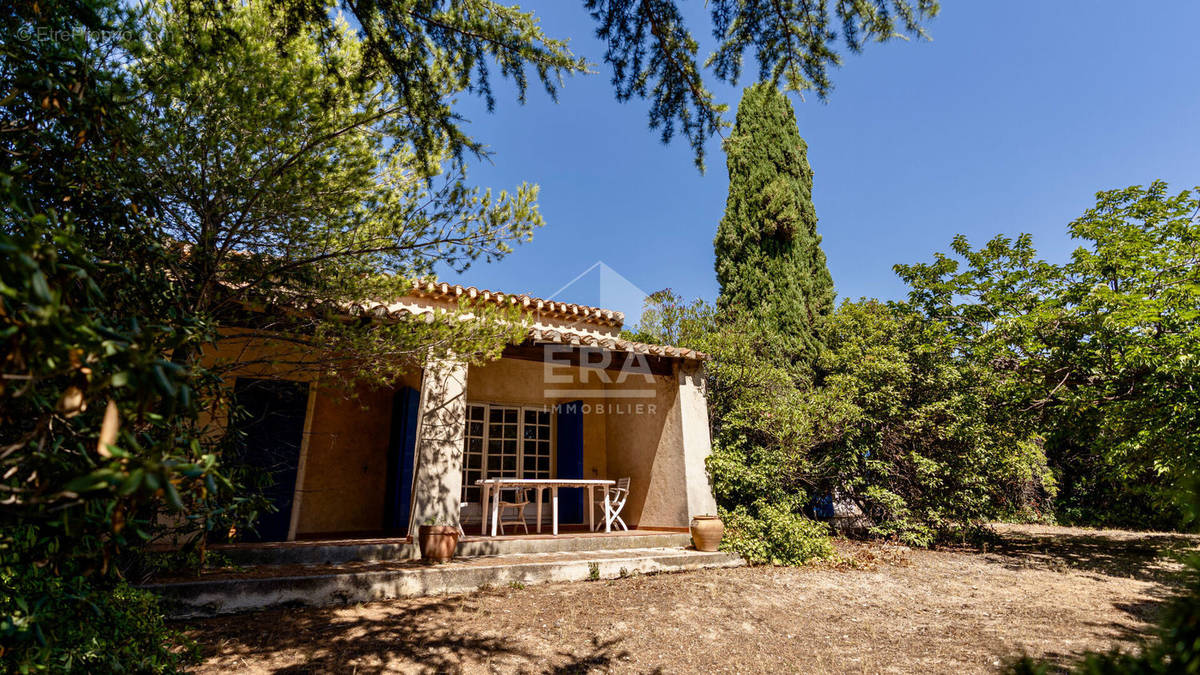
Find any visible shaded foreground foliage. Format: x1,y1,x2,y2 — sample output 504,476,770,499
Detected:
2,1,219,668
2,0,529,669
0,216,213,672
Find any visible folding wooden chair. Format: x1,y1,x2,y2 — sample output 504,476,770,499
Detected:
497,487,533,535
592,477,630,531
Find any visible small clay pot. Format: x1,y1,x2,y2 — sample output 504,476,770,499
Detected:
417,525,459,563
690,515,724,552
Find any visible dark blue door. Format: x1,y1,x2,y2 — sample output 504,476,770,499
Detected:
231,378,309,543
556,400,584,523
384,386,421,535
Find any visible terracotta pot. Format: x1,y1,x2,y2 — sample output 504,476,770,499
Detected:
690,515,724,552
417,525,459,563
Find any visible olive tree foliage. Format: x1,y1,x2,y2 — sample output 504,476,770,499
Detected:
896,182,1200,529
137,0,533,383
263,0,939,169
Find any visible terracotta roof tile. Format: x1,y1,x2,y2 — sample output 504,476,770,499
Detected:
408,280,625,328
244,282,707,362
354,303,709,362
528,327,707,362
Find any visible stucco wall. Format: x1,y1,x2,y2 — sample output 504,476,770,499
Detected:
293,382,392,535
294,369,421,535
677,363,718,517
603,369,690,529
409,359,467,528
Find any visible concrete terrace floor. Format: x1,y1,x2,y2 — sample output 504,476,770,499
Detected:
183,524,1198,674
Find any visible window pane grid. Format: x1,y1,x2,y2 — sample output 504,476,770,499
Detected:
461,404,554,502
462,404,487,503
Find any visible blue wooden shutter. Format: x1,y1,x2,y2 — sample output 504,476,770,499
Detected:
556,400,584,523
384,386,421,534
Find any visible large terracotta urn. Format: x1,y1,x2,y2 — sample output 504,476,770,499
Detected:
417,525,459,563
690,515,724,552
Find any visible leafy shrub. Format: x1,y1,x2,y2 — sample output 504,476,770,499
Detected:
1050,459,1188,532
813,300,1055,546
639,292,1051,559
720,502,834,565
1,198,223,671
0,559,196,673
697,312,842,564
896,183,1200,530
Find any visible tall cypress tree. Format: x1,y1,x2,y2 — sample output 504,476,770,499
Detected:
714,82,834,361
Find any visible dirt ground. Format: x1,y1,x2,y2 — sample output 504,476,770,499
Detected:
183,524,1197,674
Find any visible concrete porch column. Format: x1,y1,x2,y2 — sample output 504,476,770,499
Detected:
409,358,468,529
677,362,718,518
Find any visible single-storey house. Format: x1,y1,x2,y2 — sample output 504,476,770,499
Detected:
206,281,719,544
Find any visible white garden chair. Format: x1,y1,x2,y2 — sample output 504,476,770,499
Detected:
592,477,630,531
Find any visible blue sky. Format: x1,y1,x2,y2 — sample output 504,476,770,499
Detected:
439,1,1200,316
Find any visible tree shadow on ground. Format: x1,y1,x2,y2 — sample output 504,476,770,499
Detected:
983,529,1198,586
546,637,644,674
996,596,1173,670
183,591,641,674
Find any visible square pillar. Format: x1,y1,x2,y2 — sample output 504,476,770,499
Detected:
409,359,468,529
677,362,718,517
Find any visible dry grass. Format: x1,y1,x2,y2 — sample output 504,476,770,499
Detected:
183,524,1196,674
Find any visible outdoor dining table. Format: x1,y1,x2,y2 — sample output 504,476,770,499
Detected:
476,478,617,537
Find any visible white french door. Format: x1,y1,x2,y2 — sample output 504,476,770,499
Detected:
461,403,553,505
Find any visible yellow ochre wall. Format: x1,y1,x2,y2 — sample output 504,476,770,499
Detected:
603,369,689,529
294,383,386,535
295,369,422,535
198,330,423,537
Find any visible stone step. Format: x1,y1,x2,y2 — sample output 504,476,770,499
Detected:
146,546,742,619
215,531,693,566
